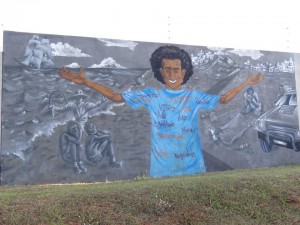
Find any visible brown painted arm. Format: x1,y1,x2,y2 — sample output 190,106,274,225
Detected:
219,72,264,104
59,68,125,103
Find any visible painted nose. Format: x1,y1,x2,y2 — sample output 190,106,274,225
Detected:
169,70,177,79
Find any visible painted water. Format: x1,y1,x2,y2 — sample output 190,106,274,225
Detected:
1,67,150,157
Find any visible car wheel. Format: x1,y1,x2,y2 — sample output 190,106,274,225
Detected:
260,138,273,153
294,142,300,152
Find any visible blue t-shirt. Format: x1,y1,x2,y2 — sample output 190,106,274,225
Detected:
123,88,220,177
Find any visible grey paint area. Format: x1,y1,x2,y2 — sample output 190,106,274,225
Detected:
1,31,300,185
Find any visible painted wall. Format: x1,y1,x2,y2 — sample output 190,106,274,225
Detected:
1,31,300,185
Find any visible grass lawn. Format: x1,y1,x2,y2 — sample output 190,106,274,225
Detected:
0,165,299,225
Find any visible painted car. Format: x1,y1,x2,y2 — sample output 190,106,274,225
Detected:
254,89,300,152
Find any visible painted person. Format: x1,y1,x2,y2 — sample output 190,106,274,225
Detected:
59,121,88,174
50,89,105,140
58,45,264,177
244,87,262,115
84,122,122,168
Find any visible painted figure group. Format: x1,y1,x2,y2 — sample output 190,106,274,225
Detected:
50,90,122,174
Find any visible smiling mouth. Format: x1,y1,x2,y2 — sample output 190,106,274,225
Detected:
169,80,177,84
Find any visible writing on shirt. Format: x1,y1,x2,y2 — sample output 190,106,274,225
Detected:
154,149,170,158
154,149,196,160
159,104,175,112
174,151,196,160
136,93,158,103
178,114,187,121
154,110,166,119
181,126,194,133
136,93,158,99
158,133,183,139
153,120,174,128
195,97,210,105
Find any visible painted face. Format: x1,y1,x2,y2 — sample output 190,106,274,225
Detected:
75,97,83,104
86,123,97,134
160,59,186,90
69,124,79,138
247,89,254,95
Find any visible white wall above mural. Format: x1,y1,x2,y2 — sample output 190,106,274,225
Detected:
1,0,300,53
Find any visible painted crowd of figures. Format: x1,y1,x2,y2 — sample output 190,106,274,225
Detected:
50,90,122,174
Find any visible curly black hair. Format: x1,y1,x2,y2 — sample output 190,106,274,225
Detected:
150,45,193,85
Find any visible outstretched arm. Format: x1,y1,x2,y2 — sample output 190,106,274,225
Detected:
59,68,125,103
219,72,264,104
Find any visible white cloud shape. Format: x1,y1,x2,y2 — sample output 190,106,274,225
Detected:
51,42,91,57
89,57,126,69
98,38,138,51
65,62,81,68
229,49,264,60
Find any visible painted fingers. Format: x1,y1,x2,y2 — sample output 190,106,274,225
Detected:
247,72,264,85
59,67,86,84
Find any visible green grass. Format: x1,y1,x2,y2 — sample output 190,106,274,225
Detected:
0,165,300,225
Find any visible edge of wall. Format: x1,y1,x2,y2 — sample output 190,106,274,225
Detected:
0,51,2,185
294,53,300,128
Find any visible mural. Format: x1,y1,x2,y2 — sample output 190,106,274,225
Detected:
1,31,299,185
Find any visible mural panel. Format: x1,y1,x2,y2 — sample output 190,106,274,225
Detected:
1,31,299,185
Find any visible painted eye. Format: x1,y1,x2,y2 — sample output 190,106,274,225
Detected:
163,68,181,74
173,68,180,74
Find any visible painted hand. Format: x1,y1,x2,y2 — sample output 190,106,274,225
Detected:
59,68,87,85
246,72,264,85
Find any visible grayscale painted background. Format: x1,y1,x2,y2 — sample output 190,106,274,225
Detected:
1,31,299,185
